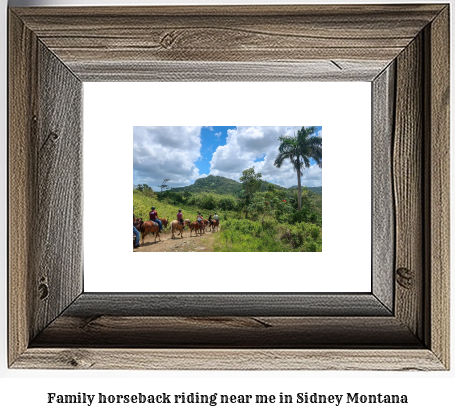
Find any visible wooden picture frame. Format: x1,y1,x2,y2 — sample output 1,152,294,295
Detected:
9,4,449,370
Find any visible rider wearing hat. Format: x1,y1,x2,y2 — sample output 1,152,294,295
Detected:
149,206,163,232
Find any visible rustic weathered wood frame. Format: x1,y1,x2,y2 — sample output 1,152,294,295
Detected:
9,4,449,370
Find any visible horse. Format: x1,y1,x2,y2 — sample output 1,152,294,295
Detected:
133,217,143,232
141,221,161,243
150,218,168,235
211,219,219,232
170,219,190,239
189,221,204,237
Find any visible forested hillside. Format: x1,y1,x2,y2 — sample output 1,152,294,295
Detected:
288,185,322,195
168,175,320,196
169,175,242,195
134,172,322,252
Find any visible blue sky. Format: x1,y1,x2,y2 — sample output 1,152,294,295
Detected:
133,126,322,190
196,126,234,176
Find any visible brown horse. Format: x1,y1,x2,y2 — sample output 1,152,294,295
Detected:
170,219,190,239
211,219,219,232
141,221,161,243
150,218,168,236
133,218,143,232
189,221,204,237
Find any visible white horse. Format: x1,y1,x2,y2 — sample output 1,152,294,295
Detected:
170,219,190,239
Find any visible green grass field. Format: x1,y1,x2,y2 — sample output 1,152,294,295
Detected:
134,189,322,252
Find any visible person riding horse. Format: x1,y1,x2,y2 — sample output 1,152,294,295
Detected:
211,212,220,232
177,209,185,229
133,208,140,248
197,212,204,230
149,206,164,232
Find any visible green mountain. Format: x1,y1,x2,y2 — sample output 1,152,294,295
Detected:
288,185,322,195
169,175,242,195
169,174,288,195
169,174,321,196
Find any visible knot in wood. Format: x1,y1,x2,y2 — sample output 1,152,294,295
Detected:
60,350,94,369
38,282,49,300
160,31,179,49
48,131,59,142
396,267,414,289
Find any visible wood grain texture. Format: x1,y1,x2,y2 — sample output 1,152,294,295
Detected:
13,349,445,371
8,4,450,370
8,13,84,366
11,5,445,81
31,316,421,348
64,293,391,317
426,6,450,368
393,34,424,340
71,60,388,82
8,11,38,366
372,63,395,312
33,42,83,338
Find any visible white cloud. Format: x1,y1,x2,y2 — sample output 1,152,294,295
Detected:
133,126,322,190
209,126,322,188
133,126,202,189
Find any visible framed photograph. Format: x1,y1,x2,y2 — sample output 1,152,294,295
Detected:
9,4,449,370
84,82,370,293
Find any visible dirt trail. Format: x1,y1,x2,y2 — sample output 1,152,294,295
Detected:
134,227,218,252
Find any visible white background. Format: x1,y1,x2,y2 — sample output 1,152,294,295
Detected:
84,82,371,292
1,0,454,414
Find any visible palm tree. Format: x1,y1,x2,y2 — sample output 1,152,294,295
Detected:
274,127,322,211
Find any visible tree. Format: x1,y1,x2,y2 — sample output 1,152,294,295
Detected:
247,185,294,225
159,179,170,192
274,127,322,211
239,167,262,200
135,183,152,192
239,167,262,218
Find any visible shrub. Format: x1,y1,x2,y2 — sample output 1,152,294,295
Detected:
280,222,322,252
201,193,217,210
218,195,236,211
213,219,286,252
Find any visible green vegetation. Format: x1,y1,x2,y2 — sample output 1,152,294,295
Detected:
133,189,200,223
274,126,322,211
168,174,289,196
133,171,322,252
134,183,155,198
288,185,322,195
169,175,243,196
214,219,322,252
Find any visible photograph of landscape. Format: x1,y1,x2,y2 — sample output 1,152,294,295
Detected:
133,126,322,252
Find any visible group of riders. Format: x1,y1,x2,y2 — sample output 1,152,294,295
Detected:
133,206,220,248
